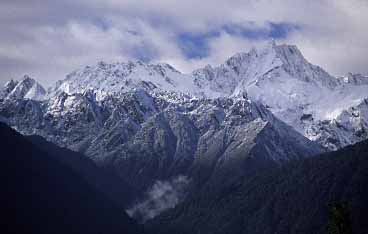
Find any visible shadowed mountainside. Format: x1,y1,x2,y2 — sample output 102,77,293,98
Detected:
0,122,143,234
27,135,139,207
147,139,368,234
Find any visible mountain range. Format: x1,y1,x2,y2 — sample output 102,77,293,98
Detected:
1,41,367,151
1,41,368,226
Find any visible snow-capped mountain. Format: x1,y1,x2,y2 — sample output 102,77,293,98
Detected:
1,41,367,172
49,61,199,99
1,75,46,101
2,40,368,210
0,79,18,99
193,41,338,97
39,41,368,151
192,41,368,150
0,86,322,192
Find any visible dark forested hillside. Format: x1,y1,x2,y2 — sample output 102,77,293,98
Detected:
27,135,139,207
147,140,368,234
0,122,142,234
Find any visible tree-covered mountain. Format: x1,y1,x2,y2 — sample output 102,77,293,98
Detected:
27,134,139,207
147,139,368,234
0,122,142,234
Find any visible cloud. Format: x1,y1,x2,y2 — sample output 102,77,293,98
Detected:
0,0,367,86
126,175,190,223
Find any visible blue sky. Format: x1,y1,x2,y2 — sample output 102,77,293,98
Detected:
176,22,299,59
0,0,367,86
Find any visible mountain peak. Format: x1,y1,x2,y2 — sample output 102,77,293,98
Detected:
4,79,18,89
0,79,18,100
22,74,34,81
2,79,18,93
4,75,45,101
52,59,198,97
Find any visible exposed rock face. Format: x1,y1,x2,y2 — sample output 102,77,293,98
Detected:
1,75,45,101
0,87,322,193
41,41,368,150
0,79,18,99
191,42,368,150
0,41,367,196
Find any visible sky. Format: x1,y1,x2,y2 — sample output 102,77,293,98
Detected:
1,0,367,86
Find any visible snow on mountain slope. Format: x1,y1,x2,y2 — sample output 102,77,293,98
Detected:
192,41,338,98
337,73,368,85
2,75,46,101
191,41,368,150
0,88,323,194
1,41,367,152
50,61,199,99
1,41,367,220
303,98,368,150
0,79,18,99
24,81,46,100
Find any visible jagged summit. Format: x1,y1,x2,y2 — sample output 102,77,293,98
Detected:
0,79,18,99
1,75,46,101
49,41,339,99
0,81,323,193
50,60,196,98
1,40,367,225
1,42,368,150
4,79,18,92
192,41,339,100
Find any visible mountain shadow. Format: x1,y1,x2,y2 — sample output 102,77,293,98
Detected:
0,122,143,234
27,135,139,207
147,139,368,234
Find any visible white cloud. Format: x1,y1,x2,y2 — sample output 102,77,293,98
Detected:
127,175,190,222
0,0,367,86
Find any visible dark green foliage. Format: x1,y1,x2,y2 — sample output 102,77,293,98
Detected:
0,122,143,234
147,140,368,234
328,202,352,234
27,135,139,207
